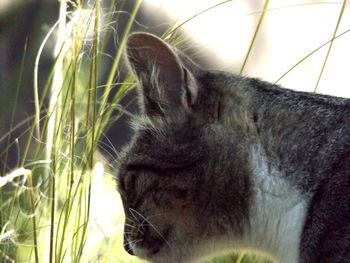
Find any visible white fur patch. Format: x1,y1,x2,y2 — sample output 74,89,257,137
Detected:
245,145,308,263
184,145,309,263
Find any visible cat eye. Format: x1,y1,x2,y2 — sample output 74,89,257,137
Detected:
122,170,136,192
118,168,135,193
125,163,161,174
117,175,126,194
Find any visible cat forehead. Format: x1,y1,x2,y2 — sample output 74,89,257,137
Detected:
126,116,206,155
130,115,168,136
130,112,191,137
119,133,203,173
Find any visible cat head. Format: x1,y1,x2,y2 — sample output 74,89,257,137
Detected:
116,33,252,262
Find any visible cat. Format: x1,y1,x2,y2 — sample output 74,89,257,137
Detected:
115,32,350,263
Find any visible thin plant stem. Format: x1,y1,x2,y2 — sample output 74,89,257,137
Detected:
240,0,269,74
99,0,119,58
0,42,28,249
76,1,100,260
275,28,350,84
48,4,66,261
247,2,343,16
1,40,27,176
49,157,56,263
100,0,142,114
164,0,234,38
20,22,64,168
236,253,246,263
314,0,347,92
33,20,61,139
27,172,39,263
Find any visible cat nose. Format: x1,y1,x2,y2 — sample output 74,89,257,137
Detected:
123,227,165,257
123,222,146,256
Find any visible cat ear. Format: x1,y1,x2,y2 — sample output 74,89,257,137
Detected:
125,32,199,117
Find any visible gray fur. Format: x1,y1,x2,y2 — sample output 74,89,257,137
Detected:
115,33,350,263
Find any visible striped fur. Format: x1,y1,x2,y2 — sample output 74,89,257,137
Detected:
115,33,350,263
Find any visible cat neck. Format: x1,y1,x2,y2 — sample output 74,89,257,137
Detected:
245,78,350,190
242,144,308,263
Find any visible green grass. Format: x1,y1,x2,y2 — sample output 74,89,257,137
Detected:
0,0,348,262
0,0,139,262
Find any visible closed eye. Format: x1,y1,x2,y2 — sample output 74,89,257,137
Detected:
117,173,125,191
122,170,138,193
117,169,136,195
126,163,162,175
117,177,126,198
126,160,196,175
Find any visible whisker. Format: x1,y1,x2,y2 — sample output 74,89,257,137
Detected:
129,208,173,250
123,222,138,229
124,218,147,235
123,230,137,235
128,208,142,224
139,212,167,225
124,226,145,236
123,238,143,248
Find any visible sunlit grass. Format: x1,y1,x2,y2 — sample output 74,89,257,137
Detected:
0,0,139,262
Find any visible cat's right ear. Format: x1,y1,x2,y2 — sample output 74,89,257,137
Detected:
125,33,201,117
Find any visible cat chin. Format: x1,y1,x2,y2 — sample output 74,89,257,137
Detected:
146,254,185,263
142,249,188,263
144,231,231,263
142,240,196,263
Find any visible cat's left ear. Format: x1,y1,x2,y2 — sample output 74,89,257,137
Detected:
125,32,201,117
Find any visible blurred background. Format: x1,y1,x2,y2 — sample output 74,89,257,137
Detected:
1,0,350,161
0,0,349,262
1,0,350,163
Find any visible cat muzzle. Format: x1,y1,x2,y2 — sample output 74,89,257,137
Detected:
123,227,165,258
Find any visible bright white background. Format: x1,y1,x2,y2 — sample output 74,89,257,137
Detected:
143,0,350,97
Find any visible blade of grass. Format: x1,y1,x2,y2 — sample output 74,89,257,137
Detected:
75,1,100,260
314,0,347,92
95,0,142,145
236,253,246,263
164,0,234,38
0,248,15,263
49,155,56,263
0,42,28,258
275,28,350,84
239,0,269,74
54,5,99,261
55,53,78,263
247,2,343,16
33,20,61,140
27,171,39,263
48,2,67,262
1,40,27,175
20,20,65,168
99,0,120,58
100,0,142,112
